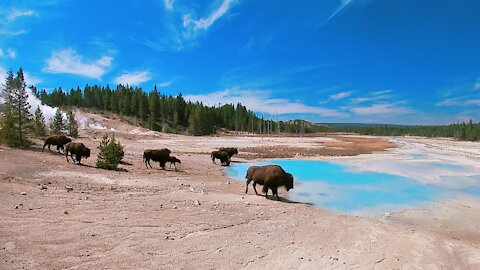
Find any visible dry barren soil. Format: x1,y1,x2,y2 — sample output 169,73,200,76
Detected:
1,112,479,269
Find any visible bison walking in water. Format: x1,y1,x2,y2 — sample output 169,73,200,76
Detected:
143,148,171,169
167,156,181,171
245,165,294,200
211,150,230,166
43,135,72,153
65,142,91,164
219,147,238,158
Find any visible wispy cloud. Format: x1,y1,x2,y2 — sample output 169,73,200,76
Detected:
7,9,36,22
322,0,353,25
350,103,414,116
114,70,151,86
156,80,173,88
330,91,352,100
183,0,236,35
164,0,174,11
0,8,37,36
43,49,113,80
146,0,239,51
349,90,393,104
24,72,42,86
184,89,348,117
437,97,480,107
6,49,16,59
436,78,480,107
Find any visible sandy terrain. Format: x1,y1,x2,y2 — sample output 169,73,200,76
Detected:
1,112,479,269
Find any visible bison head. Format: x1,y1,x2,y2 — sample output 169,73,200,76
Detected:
284,173,294,191
66,137,72,143
83,147,91,159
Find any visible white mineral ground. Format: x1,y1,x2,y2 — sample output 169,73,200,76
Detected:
0,111,479,269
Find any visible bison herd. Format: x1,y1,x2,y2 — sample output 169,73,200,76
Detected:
42,135,294,201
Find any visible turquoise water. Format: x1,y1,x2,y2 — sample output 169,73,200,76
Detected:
225,159,470,215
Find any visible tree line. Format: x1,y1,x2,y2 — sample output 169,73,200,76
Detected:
0,68,78,147
35,84,314,135
334,121,480,141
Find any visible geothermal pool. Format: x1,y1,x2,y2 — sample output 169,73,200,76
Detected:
226,158,480,216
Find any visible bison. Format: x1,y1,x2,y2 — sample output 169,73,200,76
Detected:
43,135,72,153
245,165,294,200
143,148,171,169
65,142,91,164
167,156,181,171
211,150,230,166
219,147,238,158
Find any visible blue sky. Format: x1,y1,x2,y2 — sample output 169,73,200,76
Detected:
1,0,479,124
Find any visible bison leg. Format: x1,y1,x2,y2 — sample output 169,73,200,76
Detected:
253,182,260,195
42,142,47,152
146,159,153,169
245,179,252,194
173,163,178,171
160,161,166,170
212,157,216,164
271,187,280,201
76,155,82,165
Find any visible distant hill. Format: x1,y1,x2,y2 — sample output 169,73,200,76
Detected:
317,123,418,128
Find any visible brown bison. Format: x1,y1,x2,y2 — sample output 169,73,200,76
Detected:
245,165,294,200
144,148,171,169
43,135,72,153
211,150,230,166
167,156,181,171
219,147,238,158
65,142,91,164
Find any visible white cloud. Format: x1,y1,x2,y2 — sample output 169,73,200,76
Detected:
322,0,353,25
437,97,480,107
350,90,393,104
329,91,352,100
114,70,151,86
350,103,413,116
7,9,36,22
0,48,16,59
146,0,239,51
24,72,42,86
475,81,480,90
187,0,235,32
43,49,113,79
436,98,461,107
184,89,348,117
164,0,174,10
156,80,173,88
7,49,16,59
0,8,36,36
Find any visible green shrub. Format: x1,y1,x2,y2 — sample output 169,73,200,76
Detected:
96,134,124,170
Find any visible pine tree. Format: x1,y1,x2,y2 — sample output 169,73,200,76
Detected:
66,111,78,138
96,134,124,170
50,108,64,134
0,68,32,146
12,68,32,145
148,88,160,131
33,106,47,136
0,69,17,145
